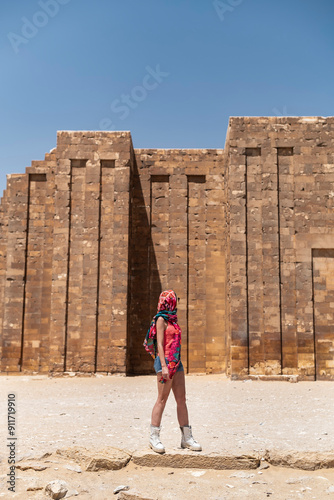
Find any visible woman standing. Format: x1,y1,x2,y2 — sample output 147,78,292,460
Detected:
144,290,202,454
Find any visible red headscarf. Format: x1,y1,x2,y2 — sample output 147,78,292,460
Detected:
157,289,177,313
143,290,182,381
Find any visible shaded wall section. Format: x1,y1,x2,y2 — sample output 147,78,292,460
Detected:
127,149,228,375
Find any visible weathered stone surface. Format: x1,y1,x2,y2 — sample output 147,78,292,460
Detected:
86,455,129,472
265,450,334,470
55,446,131,471
248,375,298,383
132,450,260,470
17,451,52,462
118,489,155,500
16,462,49,471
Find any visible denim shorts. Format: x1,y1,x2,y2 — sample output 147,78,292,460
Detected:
153,356,184,374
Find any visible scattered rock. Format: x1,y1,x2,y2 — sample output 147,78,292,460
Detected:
259,461,270,470
45,479,69,499
16,462,49,471
114,485,130,494
326,486,334,493
118,489,155,500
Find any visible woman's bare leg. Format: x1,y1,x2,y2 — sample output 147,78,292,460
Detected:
151,375,173,427
172,370,189,427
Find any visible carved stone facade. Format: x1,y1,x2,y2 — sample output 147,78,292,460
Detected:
1,117,334,379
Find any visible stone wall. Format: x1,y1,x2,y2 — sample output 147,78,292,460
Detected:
227,117,334,380
0,131,132,374
0,117,334,379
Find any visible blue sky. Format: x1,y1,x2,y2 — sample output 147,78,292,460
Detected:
1,0,334,195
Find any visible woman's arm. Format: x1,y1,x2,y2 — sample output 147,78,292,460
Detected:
156,317,169,380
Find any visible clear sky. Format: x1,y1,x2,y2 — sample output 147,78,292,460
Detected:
1,0,334,195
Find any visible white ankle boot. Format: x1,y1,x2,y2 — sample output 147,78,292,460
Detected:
180,425,202,451
149,425,165,454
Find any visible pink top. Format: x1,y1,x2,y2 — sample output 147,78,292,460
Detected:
164,323,177,357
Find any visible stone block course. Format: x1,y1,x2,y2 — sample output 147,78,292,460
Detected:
0,119,334,378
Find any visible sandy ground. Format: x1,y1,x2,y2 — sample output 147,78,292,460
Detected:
2,459,334,500
1,373,334,499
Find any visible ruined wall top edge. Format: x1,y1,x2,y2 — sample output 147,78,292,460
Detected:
228,116,334,125
135,148,225,154
56,130,132,137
